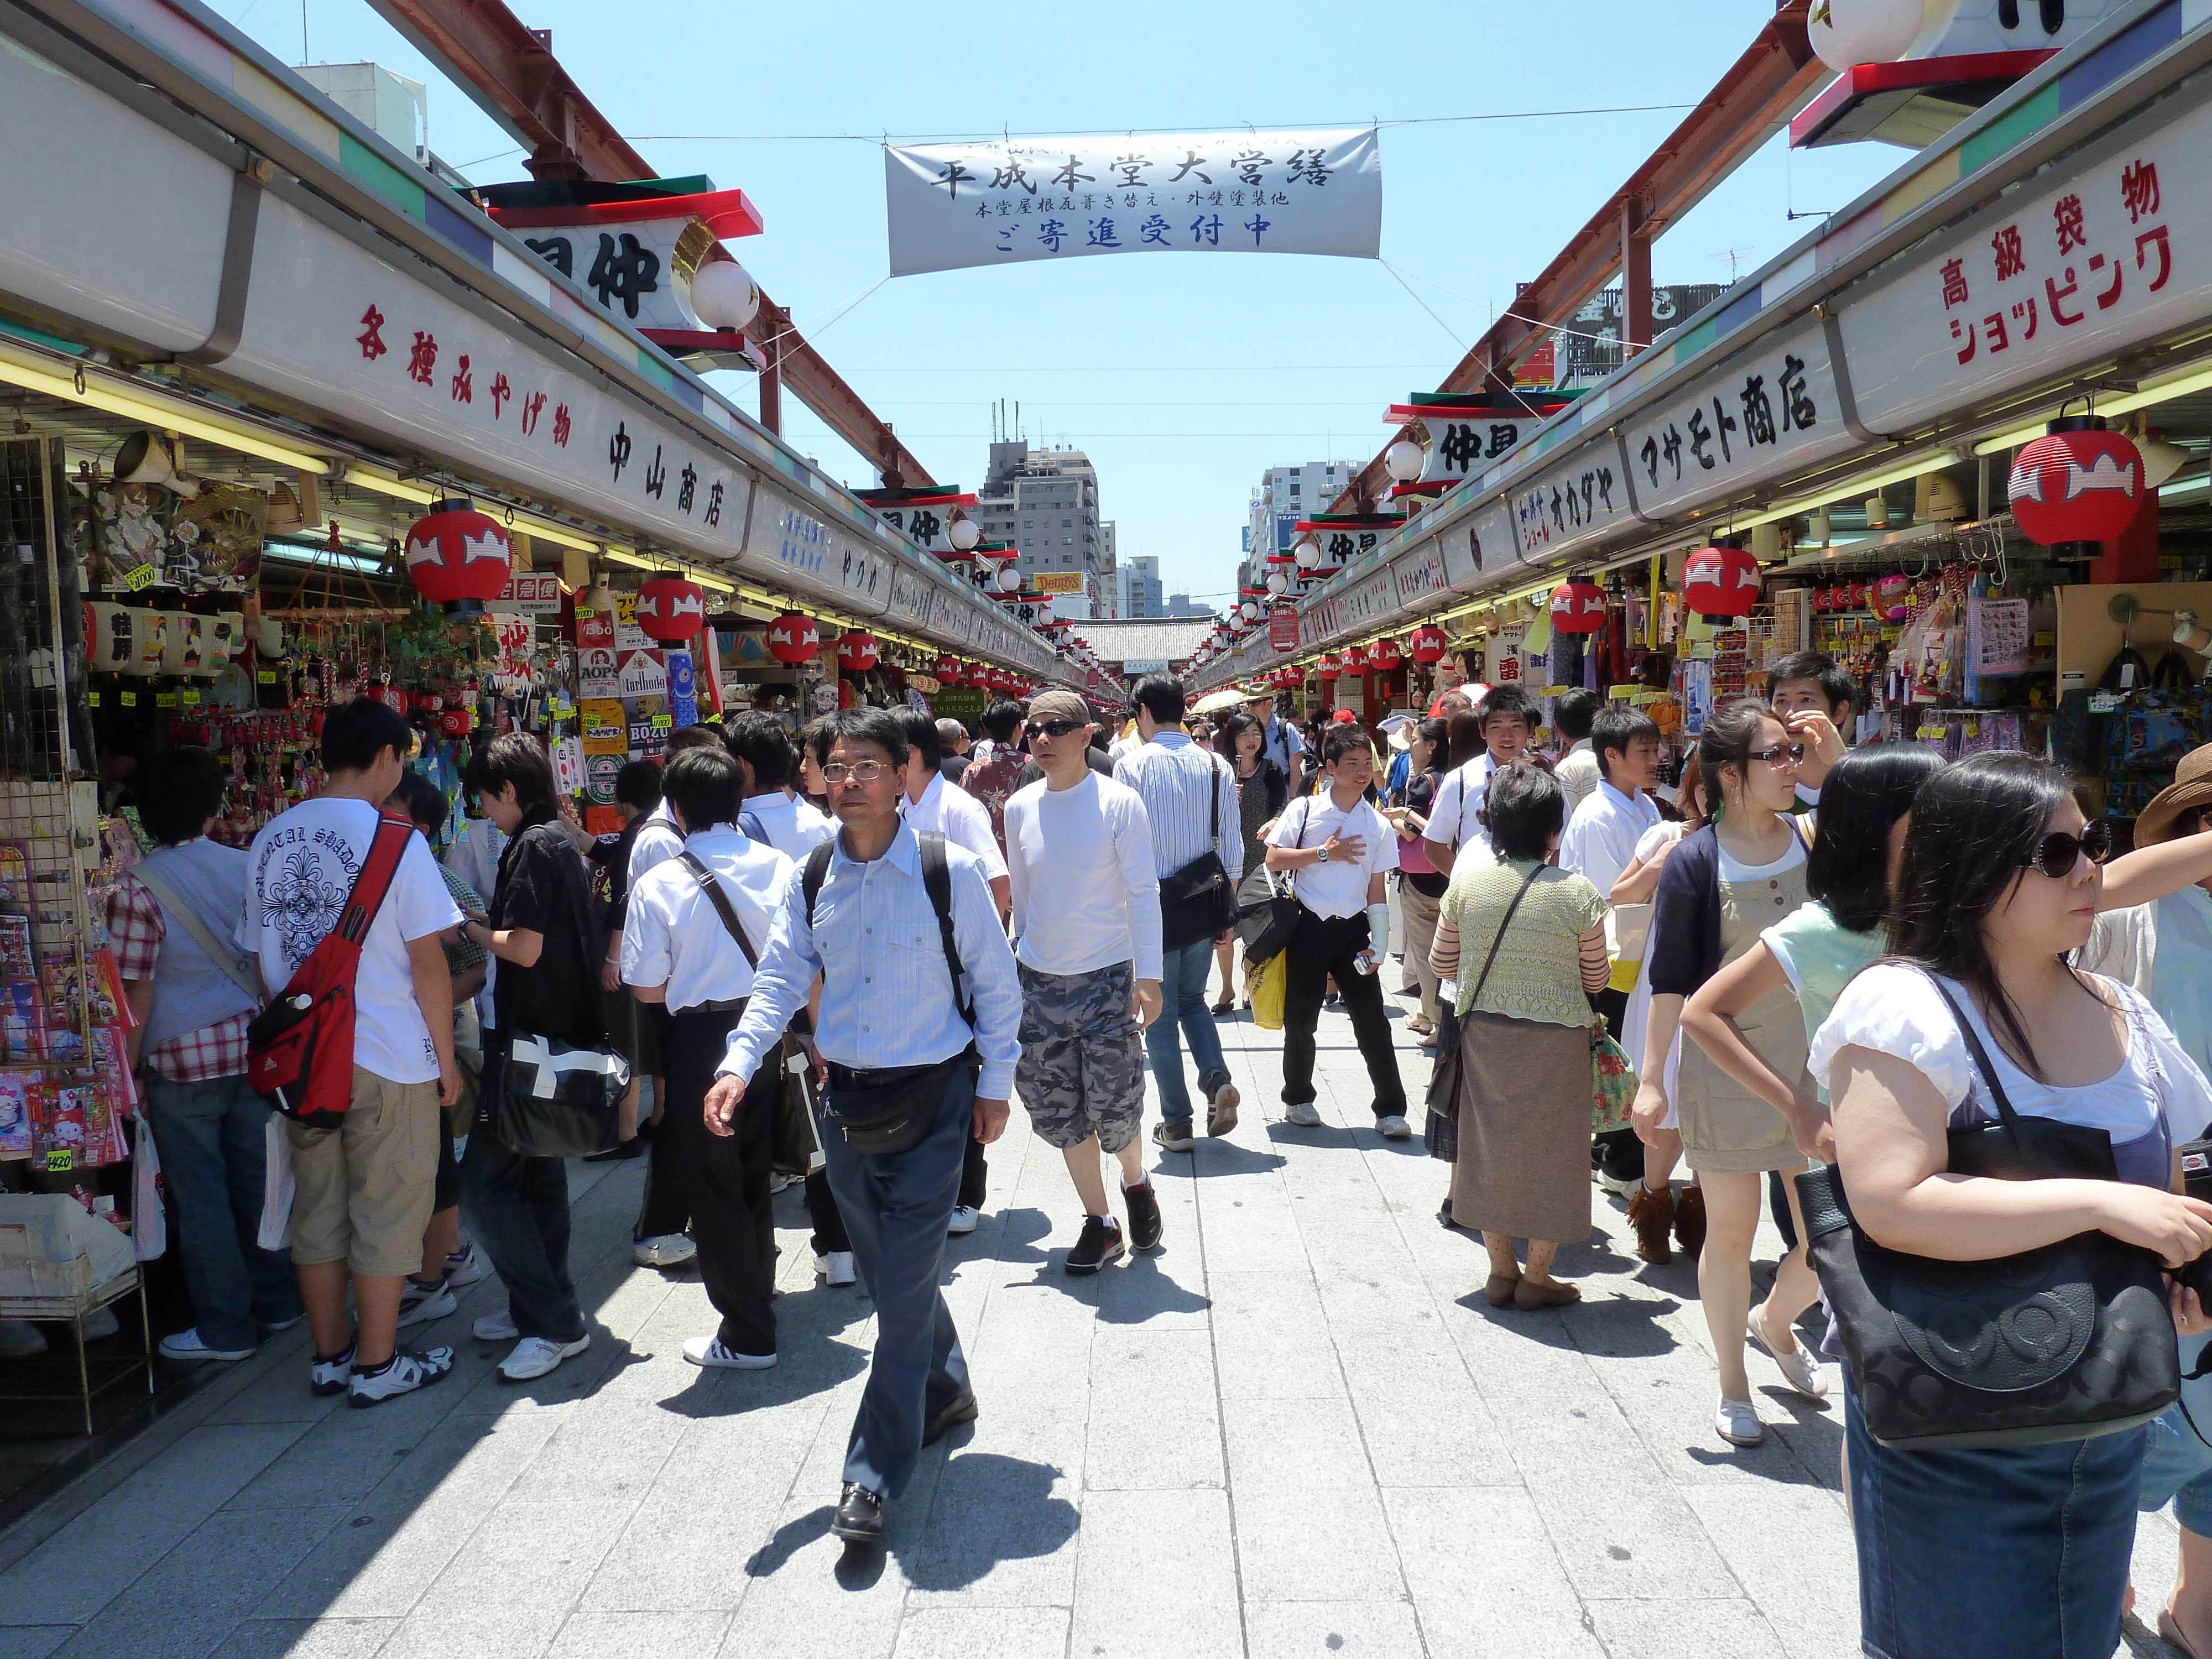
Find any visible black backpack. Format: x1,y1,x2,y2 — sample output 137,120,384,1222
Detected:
801,830,972,1026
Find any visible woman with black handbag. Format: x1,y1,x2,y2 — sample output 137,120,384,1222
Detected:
1811,754,2212,1659
459,735,609,1384
1213,712,1287,1015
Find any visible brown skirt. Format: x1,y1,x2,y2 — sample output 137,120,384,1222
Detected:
1449,1009,1593,1245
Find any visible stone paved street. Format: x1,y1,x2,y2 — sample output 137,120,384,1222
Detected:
0,990,2189,1658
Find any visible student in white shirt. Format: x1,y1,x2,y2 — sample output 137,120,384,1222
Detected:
1002,691,1166,1274
1267,724,1410,1136
624,748,796,1370
894,707,1008,1235
1422,683,1540,879
1551,689,1603,818
1559,707,1667,1204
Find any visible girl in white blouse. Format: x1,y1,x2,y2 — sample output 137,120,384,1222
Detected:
1812,753,2212,1659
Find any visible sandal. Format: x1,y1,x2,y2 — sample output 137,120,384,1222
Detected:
1483,1273,1521,1308
1210,997,1235,1016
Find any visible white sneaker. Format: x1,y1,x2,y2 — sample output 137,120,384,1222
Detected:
768,1171,799,1194
1284,1101,1323,1128
682,1335,778,1369
1377,1114,1413,1140
396,1278,458,1329
348,1347,455,1407
634,1234,697,1269
816,1251,858,1287
947,1206,980,1236
1595,1168,1643,1199
1747,1309,1830,1400
309,1343,356,1396
1715,1396,1766,1447
0,1318,49,1358
158,1327,253,1362
473,1308,519,1342
497,1333,590,1382
442,1241,486,1288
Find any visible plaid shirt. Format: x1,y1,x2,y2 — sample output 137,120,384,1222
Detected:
108,871,253,1083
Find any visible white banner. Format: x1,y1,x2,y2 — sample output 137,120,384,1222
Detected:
884,129,1381,276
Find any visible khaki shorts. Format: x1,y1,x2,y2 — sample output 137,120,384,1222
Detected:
287,1066,441,1277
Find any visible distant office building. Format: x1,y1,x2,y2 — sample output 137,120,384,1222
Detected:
1116,555,1164,620
975,441,1104,618
1244,459,1358,592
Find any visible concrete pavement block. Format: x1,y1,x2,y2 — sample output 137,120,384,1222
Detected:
1085,1328,1223,1491
204,1618,399,1658
889,1605,1069,1659
502,1404,686,1505
0,1632,71,1659
1223,1395,1373,1490
379,1499,633,1659
1233,1483,1406,1604
1211,1308,1345,1402
1070,1487,1243,1659
546,1610,732,1658
903,1448,1081,1608
1584,1597,1791,1658
1683,1487,1860,1659
1245,1598,1425,1657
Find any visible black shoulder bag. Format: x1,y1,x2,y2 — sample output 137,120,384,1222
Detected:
799,831,978,1159
1795,978,2177,1451
1425,862,1544,1161
1159,751,1239,953
1235,796,1308,967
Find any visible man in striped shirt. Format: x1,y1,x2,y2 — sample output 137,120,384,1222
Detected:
1113,675,1244,1151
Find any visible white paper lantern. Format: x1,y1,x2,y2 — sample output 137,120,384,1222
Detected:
1385,438,1426,483
162,612,210,675
997,562,1022,591
949,515,983,552
1265,570,1288,595
87,603,135,672
1295,538,1322,570
1808,0,1927,72
689,258,763,331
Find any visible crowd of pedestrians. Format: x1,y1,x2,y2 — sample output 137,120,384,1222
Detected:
101,655,2212,1656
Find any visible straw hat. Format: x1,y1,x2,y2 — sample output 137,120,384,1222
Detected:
2134,742,2212,846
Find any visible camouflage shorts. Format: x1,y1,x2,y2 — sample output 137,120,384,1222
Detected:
1015,959,1145,1153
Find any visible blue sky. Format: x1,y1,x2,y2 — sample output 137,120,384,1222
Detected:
235,0,1910,610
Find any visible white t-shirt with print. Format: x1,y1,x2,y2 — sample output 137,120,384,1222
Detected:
239,797,463,1084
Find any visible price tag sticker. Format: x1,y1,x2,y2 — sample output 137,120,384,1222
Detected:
87,691,100,707
573,606,595,620
650,713,674,731
181,688,201,707
120,690,137,707
2090,691,2122,713
155,692,178,708
121,563,157,593
257,669,278,685
43,1149,72,1174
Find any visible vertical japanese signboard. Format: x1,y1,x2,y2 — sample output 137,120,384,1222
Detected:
885,129,1382,276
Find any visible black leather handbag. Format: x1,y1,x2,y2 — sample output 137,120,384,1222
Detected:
1796,979,2178,1452
1235,797,1312,966
1159,753,1238,953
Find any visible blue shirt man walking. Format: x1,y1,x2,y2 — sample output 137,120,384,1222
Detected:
708,709,1020,1549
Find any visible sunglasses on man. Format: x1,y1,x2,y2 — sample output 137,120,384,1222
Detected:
2022,820,2112,879
1026,718,1084,740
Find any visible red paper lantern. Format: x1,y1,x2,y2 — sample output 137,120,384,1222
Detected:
1318,654,1343,683
1408,624,1448,665
1370,638,1404,671
765,612,820,664
933,654,961,684
1548,577,1606,633
403,500,511,616
1682,544,1762,618
635,575,705,643
1343,645,1369,671
836,629,879,674
2007,417,2145,550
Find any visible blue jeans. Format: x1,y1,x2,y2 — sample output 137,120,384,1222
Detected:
141,1072,300,1351
2140,1334,2212,1536
823,1061,974,1501
1845,1379,2144,1658
1145,937,1230,1127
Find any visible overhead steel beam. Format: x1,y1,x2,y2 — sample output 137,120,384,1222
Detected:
364,0,936,488
1332,1,1827,516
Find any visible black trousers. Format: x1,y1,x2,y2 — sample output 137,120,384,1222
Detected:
665,1005,776,1357
958,1132,987,1211
806,1170,851,1255
1282,911,1406,1117
465,1047,583,1343
1588,985,1644,1182
633,1001,692,1242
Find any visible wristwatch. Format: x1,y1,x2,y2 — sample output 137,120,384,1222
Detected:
1315,843,1331,864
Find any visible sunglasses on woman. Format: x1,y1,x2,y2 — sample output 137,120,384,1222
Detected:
2023,819,2113,878
1747,743,1806,768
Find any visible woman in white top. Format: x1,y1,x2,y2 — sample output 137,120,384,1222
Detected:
1811,753,2212,1659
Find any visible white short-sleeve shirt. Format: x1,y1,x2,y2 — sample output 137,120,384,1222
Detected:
1271,792,1399,919
1810,963,2212,1151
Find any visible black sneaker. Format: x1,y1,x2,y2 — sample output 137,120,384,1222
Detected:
1065,1214,1126,1276
1124,1181,1164,1253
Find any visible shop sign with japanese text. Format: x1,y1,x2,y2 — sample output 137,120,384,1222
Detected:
1841,113,2204,432
885,129,1381,276
1619,320,1850,520
1509,451,1636,563
1392,541,1451,611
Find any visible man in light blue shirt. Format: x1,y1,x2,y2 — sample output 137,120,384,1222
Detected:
707,709,1019,1550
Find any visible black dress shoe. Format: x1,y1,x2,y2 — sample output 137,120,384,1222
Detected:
922,1388,979,1447
831,1482,884,1545
583,1138,645,1163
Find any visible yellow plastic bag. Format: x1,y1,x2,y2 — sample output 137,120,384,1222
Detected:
1250,950,1288,1031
